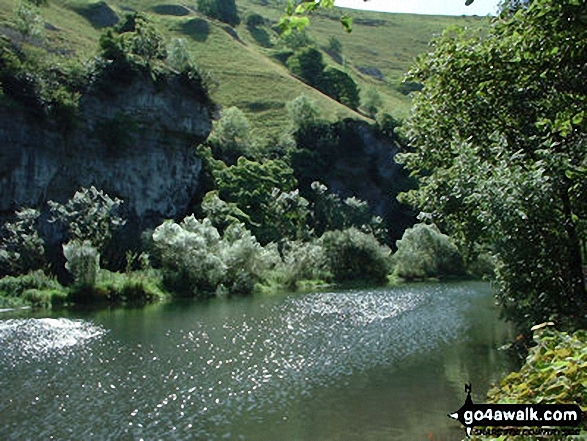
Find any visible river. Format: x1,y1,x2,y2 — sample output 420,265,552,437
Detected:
0,281,515,440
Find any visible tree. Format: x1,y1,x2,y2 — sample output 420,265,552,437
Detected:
207,106,253,164
13,1,45,40
197,0,240,26
213,157,305,244
398,0,587,330
287,94,320,129
362,87,383,118
48,186,126,253
317,67,360,110
286,47,325,87
0,208,45,276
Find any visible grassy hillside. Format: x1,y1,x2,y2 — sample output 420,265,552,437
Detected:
0,0,488,141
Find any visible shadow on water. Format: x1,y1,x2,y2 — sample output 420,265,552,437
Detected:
0,282,516,440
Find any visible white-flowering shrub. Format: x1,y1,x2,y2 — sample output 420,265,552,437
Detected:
63,240,100,286
152,216,278,297
392,223,464,280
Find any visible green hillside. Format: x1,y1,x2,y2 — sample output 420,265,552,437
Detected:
0,0,488,140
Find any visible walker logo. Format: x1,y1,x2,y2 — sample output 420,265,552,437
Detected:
448,383,582,438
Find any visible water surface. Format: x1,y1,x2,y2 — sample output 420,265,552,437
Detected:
0,282,515,440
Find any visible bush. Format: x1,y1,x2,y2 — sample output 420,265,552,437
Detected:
213,157,301,244
286,47,325,87
48,186,126,253
392,223,464,280
93,269,165,304
152,216,279,298
245,12,265,28
207,106,254,164
271,239,329,289
197,0,240,26
488,327,587,409
0,208,45,277
310,181,386,240
0,270,66,308
63,240,100,286
316,67,360,110
321,228,391,284
286,94,320,129
13,1,45,40
362,87,383,118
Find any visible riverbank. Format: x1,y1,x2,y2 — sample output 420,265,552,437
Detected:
0,269,168,310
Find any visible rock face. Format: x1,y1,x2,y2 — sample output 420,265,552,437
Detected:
0,72,212,229
292,119,415,242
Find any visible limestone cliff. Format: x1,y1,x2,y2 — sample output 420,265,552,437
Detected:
0,71,212,228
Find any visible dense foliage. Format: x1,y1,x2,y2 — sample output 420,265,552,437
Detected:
392,223,464,280
197,0,240,26
286,48,360,110
48,186,125,253
488,327,587,408
321,228,391,284
0,208,45,276
153,217,277,297
399,0,587,330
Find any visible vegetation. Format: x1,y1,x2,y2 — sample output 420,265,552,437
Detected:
399,0,587,331
487,327,587,408
321,228,391,284
0,208,45,276
392,223,464,281
197,0,240,27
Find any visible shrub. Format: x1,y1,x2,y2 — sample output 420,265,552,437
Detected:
197,0,240,26
93,269,165,304
362,87,383,118
166,38,191,71
272,239,329,289
488,327,587,409
279,29,314,51
286,94,320,129
152,216,278,298
0,270,65,308
63,240,100,286
310,181,386,240
321,228,391,284
214,157,301,243
245,12,265,28
286,47,325,87
207,106,254,164
392,223,464,280
48,186,126,253
316,67,360,110
0,208,45,277
13,1,45,40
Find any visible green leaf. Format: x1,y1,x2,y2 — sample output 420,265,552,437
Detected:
290,16,310,31
572,111,584,126
295,2,318,14
340,15,353,33
465,0,474,5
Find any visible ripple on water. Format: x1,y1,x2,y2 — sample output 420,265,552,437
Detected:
0,318,106,364
0,283,482,440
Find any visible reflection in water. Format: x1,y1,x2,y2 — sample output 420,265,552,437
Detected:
0,282,514,440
